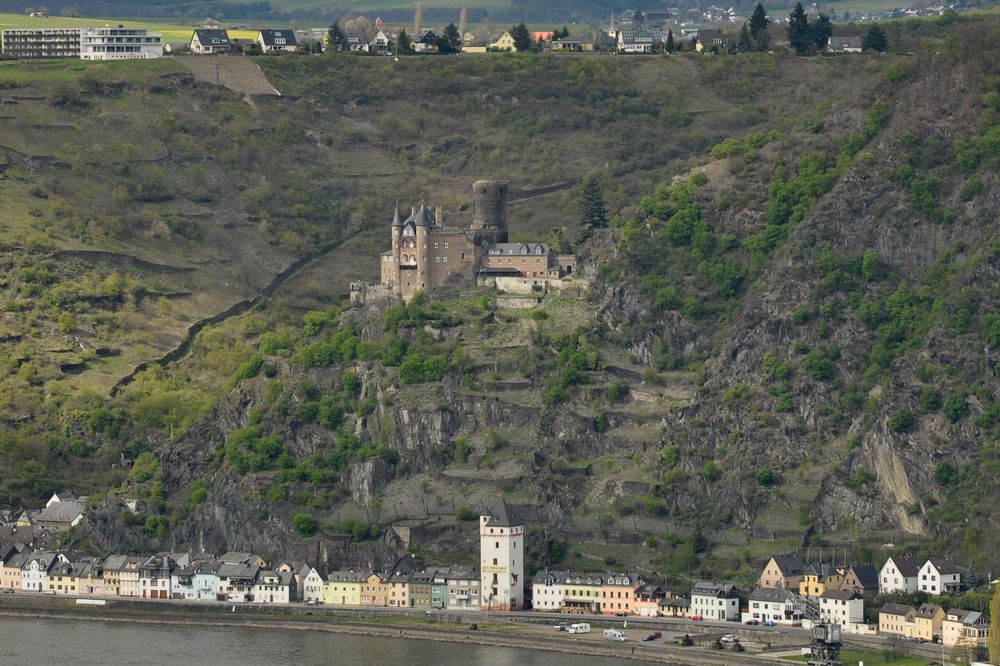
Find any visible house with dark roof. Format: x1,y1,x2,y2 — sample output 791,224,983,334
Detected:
256,29,297,54
839,564,879,596
879,602,915,637
691,581,739,621
942,608,990,648
414,29,438,52
820,589,864,627
759,554,806,589
827,35,862,53
913,602,946,641
799,563,844,600
692,29,725,52
744,587,804,625
880,555,921,594
190,29,231,54
918,559,962,595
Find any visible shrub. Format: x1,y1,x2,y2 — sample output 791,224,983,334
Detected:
756,468,778,486
943,393,969,423
455,506,478,521
889,406,915,433
291,513,317,536
934,460,958,487
701,461,720,482
919,387,942,412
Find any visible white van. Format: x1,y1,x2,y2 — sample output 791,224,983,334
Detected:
603,628,628,641
567,623,591,634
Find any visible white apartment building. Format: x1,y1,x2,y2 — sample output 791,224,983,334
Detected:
80,26,162,60
690,581,740,621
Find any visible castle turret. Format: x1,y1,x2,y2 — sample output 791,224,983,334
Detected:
415,204,430,293
471,180,509,243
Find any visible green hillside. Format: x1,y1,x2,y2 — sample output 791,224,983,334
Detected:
3,14,1000,582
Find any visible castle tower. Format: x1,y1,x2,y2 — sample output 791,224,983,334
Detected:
480,499,523,611
471,180,509,243
414,203,431,294
390,202,403,288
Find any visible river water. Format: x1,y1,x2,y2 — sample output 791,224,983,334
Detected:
0,616,634,665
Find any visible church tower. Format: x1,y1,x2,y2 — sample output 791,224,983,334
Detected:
480,499,524,611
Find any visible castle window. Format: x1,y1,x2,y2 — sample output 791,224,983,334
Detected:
433,243,438,248
442,257,447,262
443,242,449,248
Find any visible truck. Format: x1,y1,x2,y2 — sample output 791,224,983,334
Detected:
603,629,628,642
567,623,591,634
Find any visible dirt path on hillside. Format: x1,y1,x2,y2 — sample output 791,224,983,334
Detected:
175,56,280,96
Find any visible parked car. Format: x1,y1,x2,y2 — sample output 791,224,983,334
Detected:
720,634,738,644
762,620,776,627
690,615,704,621
614,611,628,617
641,631,662,642
745,619,760,625
553,623,569,632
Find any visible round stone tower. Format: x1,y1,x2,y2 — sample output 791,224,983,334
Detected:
471,180,509,243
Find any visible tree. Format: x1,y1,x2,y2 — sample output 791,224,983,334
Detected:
327,23,348,52
965,563,978,589
863,24,888,52
787,2,812,54
990,583,1000,664
414,3,422,34
738,24,753,53
665,28,675,53
511,22,532,52
437,22,461,53
459,6,468,38
580,175,607,229
397,28,412,53
749,2,770,50
811,13,833,51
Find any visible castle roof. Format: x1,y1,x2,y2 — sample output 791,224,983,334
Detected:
391,202,402,227
482,499,519,527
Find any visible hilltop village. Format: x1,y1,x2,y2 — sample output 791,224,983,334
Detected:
0,493,993,656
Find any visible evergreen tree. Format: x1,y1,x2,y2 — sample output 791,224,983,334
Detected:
511,22,532,52
580,175,607,229
437,22,461,53
965,563,979,589
738,24,753,53
557,25,570,39
749,2,770,50
666,28,675,53
892,24,904,53
327,23,348,52
862,24,888,52
787,2,812,54
397,28,411,53
811,13,833,51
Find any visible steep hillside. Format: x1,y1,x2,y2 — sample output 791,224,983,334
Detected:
6,22,1000,584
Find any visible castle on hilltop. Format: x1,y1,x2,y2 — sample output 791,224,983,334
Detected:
352,180,576,304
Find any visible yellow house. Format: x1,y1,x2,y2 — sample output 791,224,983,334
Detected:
489,32,516,51
46,562,84,595
880,603,916,637
1,552,27,591
912,602,945,641
799,564,843,599
325,571,362,605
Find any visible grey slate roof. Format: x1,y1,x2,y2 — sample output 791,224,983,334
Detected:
193,29,230,46
258,29,297,46
750,587,793,603
885,555,921,577
821,589,861,600
36,501,84,524
916,602,943,618
482,499,519,527
844,564,879,590
692,581,739,598
880,602,914,616
487,242,550,256
927,558,960,575
769,554,805,576
327,570,365,583
829,35,862,51
217,563,259,579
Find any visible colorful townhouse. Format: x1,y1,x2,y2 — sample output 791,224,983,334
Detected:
446,568,480,609
799,564,843,600
21,552,62,592
138,555,174,599
879,603,916,637
325,571,363,605
634,584,666,617
46,561,87,595
942,609,990,649
1,551,28,591
759,554,806,590
361,572,391,606
838,564,879,596
193,560,222,600
430,570,448,609
912,602,946,642
599,573,642,615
